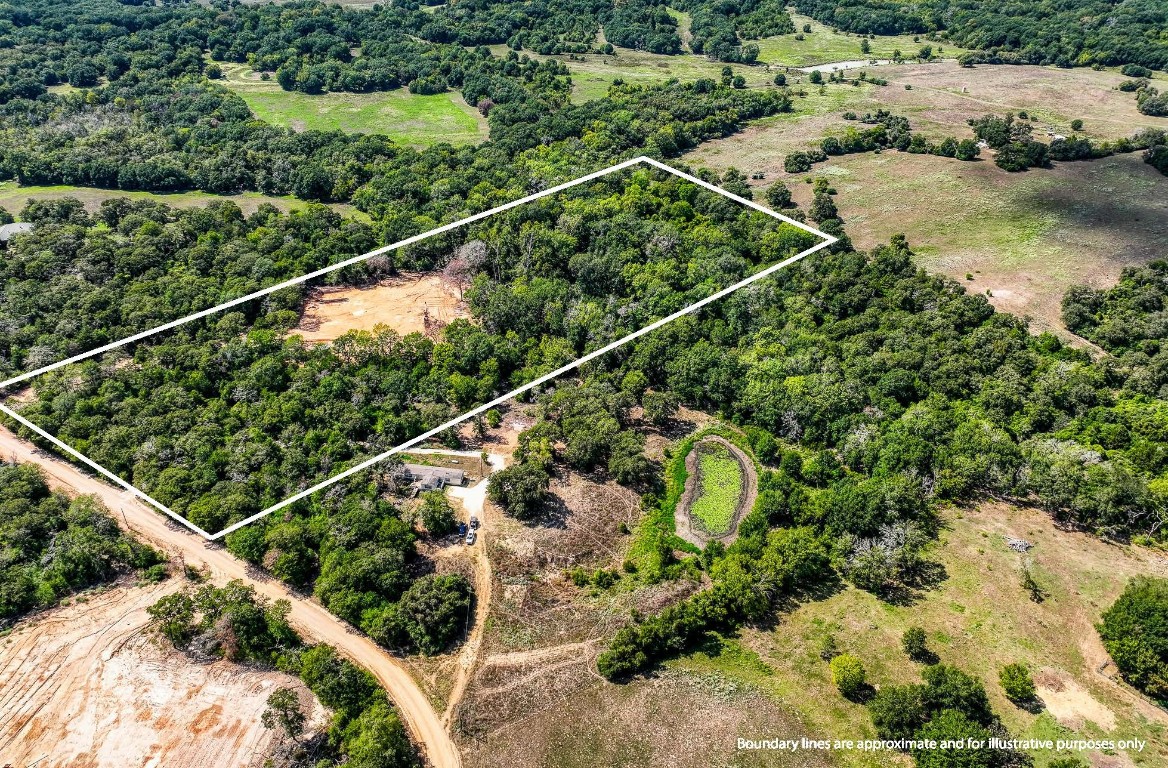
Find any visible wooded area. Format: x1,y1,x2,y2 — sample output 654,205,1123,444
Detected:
1,3,1167,765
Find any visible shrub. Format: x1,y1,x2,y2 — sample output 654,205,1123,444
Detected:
830,653,867,698
487,461,550,519
868,684,926,740
1122,64,1154,78
784,152,814,173
921,664,993,725
955,138,981,160
902,626,930,661
418,490,457,536
999,663,1036,702
912,709,997,768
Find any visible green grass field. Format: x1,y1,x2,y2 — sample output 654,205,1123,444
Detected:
753,12,969,68
217,63,488,146
689,441,744,535
492,44,776,103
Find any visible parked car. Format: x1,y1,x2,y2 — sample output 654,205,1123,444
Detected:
465,529,477,546
458,522,468,536
469,515,480,530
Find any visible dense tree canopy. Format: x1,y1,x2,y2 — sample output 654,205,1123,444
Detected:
0,461,161,626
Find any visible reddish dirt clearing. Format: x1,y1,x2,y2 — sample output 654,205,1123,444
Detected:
294,274,469,343
0,580,323,768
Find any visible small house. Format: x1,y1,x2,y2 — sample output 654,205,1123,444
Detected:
403,463,466,494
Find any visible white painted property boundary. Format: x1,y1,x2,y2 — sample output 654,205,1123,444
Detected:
0,157,835,540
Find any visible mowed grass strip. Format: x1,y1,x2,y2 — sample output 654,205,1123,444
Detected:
690,442,744,535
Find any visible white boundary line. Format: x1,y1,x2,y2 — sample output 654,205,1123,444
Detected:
0,157,835,540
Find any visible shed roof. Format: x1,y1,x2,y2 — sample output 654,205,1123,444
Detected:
0,222,33,241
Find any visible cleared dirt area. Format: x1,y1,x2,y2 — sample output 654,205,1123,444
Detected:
294,274,469,343
0,580,323,768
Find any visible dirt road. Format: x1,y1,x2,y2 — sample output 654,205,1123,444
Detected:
420,449,507,726
0,426,462,768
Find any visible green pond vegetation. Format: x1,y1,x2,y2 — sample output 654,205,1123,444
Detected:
689,441,746,535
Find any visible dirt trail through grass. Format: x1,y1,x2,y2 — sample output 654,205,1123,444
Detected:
437,450,507,727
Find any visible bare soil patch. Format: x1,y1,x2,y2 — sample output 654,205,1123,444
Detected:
0,580,324,768
1034,670,1118,731
294,274,468,343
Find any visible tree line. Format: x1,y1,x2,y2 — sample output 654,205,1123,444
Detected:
792,0,1168,70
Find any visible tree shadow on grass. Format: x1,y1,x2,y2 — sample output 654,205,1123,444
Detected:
527,491,571,530
876,560,950,607
842,682,877,705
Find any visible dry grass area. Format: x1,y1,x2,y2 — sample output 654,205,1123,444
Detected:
0,580,323,768
293,274,469,343
685,62,1168,335
689,62,1165,167
480,473,651,653
465,665,831,768
870,62,1165,141
800,152,1168,336
736,503,1168,768
453,467,732,763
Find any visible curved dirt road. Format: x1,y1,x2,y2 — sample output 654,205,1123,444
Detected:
405,448,506,726
0,426,461,768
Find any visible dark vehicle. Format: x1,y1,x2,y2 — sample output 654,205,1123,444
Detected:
458,522,468,536
470,515,480,530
